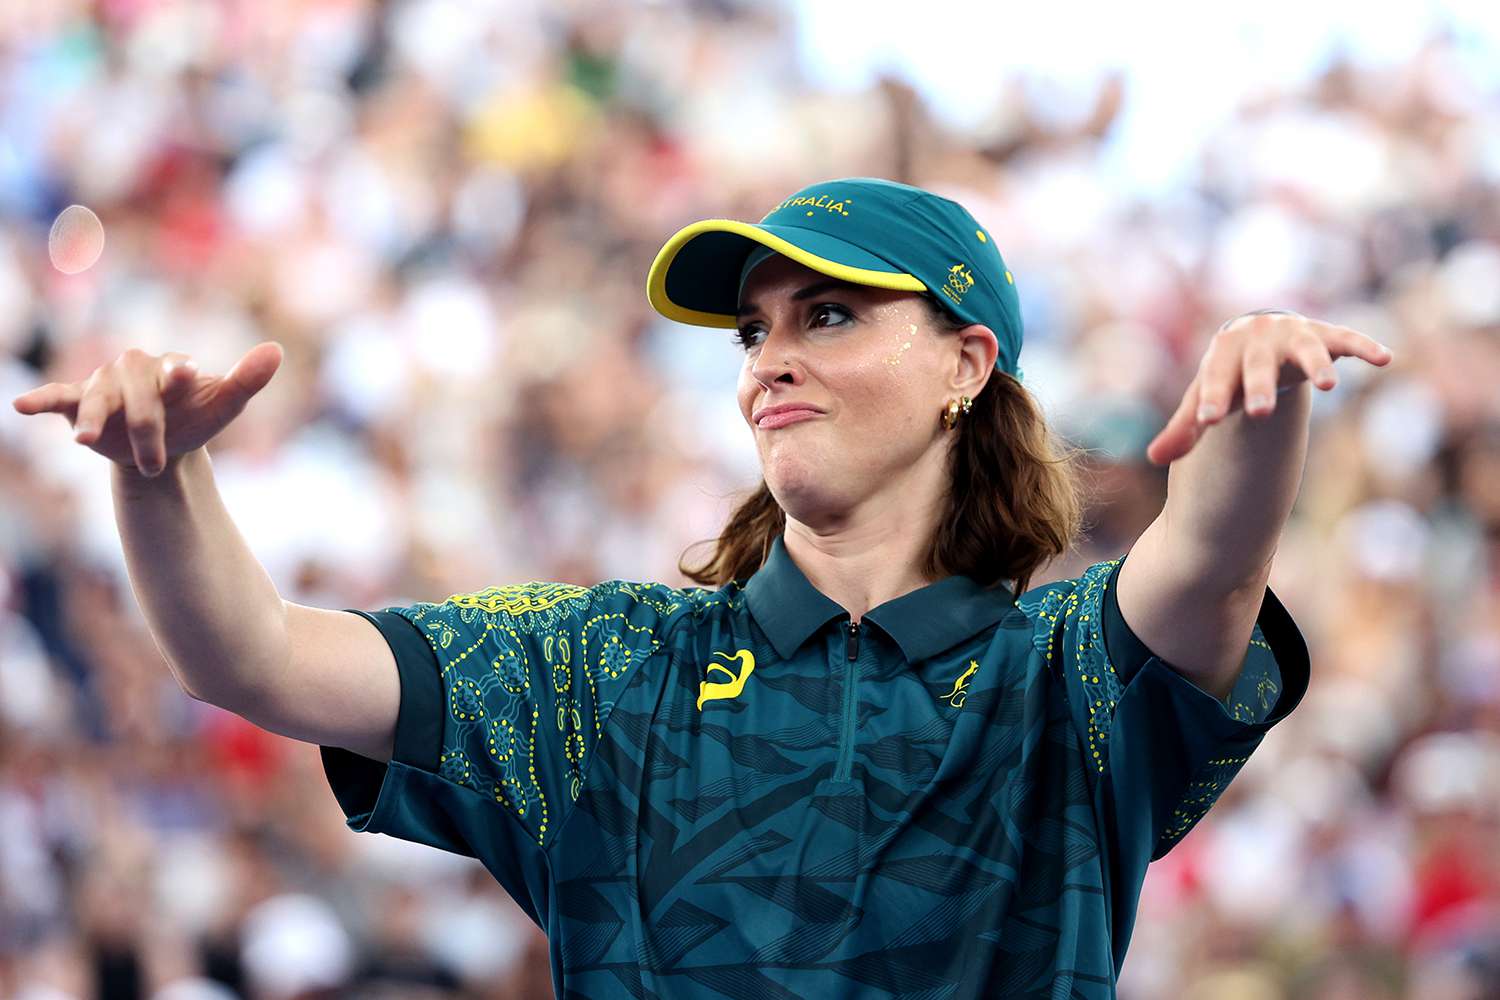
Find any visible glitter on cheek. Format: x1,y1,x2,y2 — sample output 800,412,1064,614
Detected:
884,323,915,367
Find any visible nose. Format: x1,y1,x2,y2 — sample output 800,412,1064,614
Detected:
747,314,803,387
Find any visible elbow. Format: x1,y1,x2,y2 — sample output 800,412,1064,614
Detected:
176,674,228,710
174,666,254,715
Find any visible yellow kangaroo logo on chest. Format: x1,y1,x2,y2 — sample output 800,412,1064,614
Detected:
697,649,756,710
942,659,981,708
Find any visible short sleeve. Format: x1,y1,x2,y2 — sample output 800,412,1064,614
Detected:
1018,553,1309,863
319,581,685,922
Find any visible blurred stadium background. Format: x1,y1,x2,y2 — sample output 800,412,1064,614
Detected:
3,1,1500,998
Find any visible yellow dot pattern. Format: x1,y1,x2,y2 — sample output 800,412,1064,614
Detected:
396,579,741,850
438,750,471,785
525,706,546,841
1021,559,1123,775
573,613,659,794
1160,753,1251,849
449,676,485,723
1018,557,1289,858
488,716,517,764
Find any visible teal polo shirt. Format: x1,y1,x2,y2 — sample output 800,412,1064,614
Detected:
321,534,1308,998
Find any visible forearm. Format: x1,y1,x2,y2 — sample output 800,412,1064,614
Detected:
1161,381,1311,588
112,446,289,708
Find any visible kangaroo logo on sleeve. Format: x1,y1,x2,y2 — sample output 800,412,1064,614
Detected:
697,649,757,710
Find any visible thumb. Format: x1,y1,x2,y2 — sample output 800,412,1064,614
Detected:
1145,421,1199,466
218,341,284,406
1146,375,1204,466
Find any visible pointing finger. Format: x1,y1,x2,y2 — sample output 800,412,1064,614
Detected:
1327,325,1395,366
13,381,82,415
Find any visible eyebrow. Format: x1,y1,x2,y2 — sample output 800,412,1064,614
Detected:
735,278,866,321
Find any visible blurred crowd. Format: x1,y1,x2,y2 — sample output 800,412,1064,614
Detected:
2,1,1500,998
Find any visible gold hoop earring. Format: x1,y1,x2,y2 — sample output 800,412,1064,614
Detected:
941,395,972,431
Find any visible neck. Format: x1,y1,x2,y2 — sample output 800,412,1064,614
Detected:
781,490,947,623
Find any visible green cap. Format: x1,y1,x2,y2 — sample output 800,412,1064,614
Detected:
645,176,1024,379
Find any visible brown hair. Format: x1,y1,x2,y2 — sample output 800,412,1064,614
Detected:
677,291,1091,600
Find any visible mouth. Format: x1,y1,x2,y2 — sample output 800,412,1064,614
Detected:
756,408,822,430
753,399,827,427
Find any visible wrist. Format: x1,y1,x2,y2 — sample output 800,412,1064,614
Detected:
113,447,207,492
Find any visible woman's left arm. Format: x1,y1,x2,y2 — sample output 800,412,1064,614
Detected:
1116,311,1394,701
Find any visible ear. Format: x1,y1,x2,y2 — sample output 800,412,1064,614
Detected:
951,323,999,395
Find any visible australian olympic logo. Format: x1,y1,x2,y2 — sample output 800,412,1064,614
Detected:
941,263,975,305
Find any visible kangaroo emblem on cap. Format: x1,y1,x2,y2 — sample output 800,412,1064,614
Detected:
941,264,976,306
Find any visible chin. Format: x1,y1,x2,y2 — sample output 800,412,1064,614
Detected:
762,450,811,492
762,450,841,516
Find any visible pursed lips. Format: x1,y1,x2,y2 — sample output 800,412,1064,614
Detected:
755,406,823,429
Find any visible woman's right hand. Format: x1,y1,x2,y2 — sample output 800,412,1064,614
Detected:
10,341,284,477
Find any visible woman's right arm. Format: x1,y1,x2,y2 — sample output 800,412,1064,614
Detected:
15,343,399,762
113,447,400,761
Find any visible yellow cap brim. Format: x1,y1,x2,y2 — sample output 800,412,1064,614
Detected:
646,219,926,328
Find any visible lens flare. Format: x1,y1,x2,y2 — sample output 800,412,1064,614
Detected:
49,204,105,275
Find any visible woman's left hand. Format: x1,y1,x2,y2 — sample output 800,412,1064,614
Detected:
1145,309,1394,466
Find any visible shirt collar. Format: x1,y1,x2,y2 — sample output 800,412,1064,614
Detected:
742,534,1015,662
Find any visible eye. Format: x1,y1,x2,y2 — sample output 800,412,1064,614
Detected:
732,303,852,351
810,303,852,327
732,325,766,351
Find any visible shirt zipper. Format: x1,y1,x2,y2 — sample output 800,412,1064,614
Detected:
836,618,861,782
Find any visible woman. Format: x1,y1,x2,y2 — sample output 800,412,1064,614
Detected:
13,176,1392,998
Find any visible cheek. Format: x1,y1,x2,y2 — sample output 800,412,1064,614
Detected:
880,324,918,370
735,366,757,420
839,335,933,431
868,324,936,409
862,324,930,406
841,324,919,384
